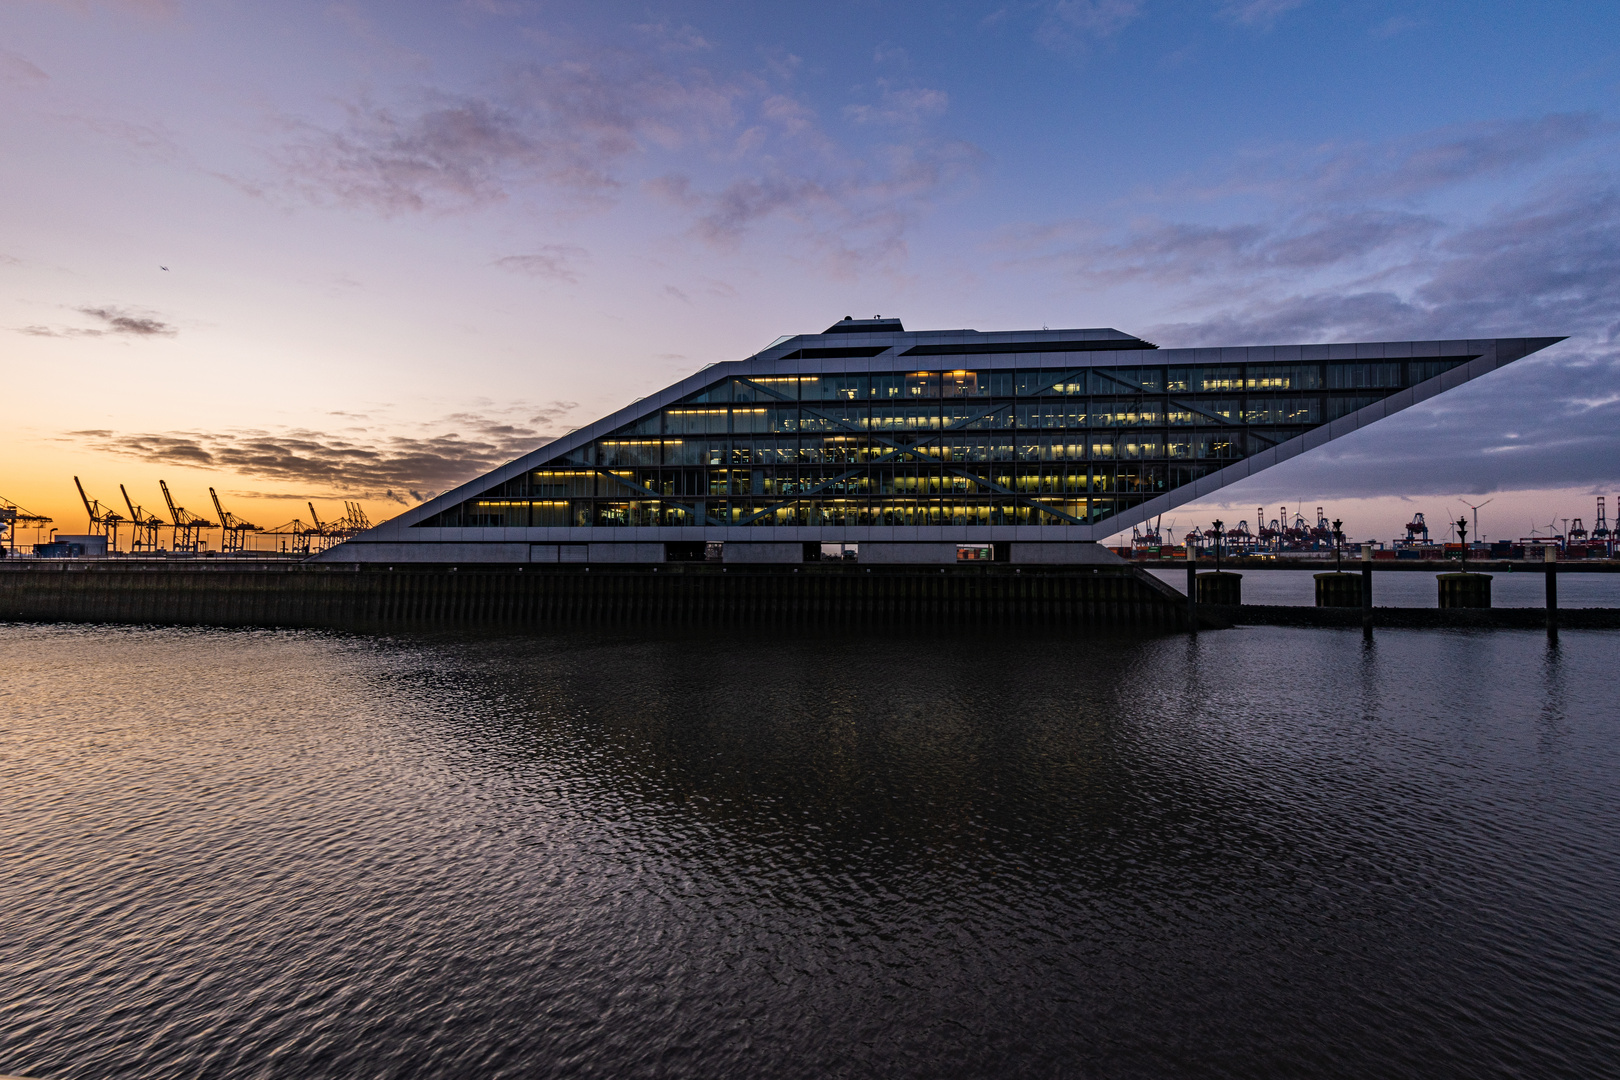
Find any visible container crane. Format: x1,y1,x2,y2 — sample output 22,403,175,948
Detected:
0,496,53,556
1403,512,1429,547
160,479,215,554
1131,516,1164,555
262,516,318,556
325,502,372,542
1227,519,1254,554
74,476,124,551
342,501,372,532
120,485,166,553
209,487,262,554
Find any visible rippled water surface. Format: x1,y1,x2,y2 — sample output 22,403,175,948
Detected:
2,622,1617,1079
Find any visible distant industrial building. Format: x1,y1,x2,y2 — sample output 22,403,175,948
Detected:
319,319,1562,564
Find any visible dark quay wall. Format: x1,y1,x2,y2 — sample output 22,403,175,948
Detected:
0,560,1201,632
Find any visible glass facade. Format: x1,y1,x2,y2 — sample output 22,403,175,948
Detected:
418,356,1469,532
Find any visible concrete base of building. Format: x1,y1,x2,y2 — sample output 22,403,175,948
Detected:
722,542,805,564
859,542,959,564
1011,542,1125,566
324,538,1129,566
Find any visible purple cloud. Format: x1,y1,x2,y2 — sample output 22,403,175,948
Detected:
493,245,589,282
66,402,580,503
19,305,178,338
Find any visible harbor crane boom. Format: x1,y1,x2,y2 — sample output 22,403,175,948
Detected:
120,484,166,552
0,495,53,556
74,476,124,551
209,487,262,553
159,479,215,554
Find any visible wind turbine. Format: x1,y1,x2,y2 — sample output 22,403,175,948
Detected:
1462,498,1493,542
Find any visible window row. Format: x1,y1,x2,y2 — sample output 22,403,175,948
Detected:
445,496,1162,529
476,461,1212,502
592,467,1173,498
667,359,1465,404
555,431,1263,470
614,392,1389,438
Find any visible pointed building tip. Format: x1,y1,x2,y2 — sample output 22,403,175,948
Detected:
1492,336,1567,364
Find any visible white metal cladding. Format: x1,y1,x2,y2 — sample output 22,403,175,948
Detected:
315,330,1563,561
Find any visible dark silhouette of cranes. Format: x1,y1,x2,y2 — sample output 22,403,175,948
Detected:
160,480,215,553
74,476,125,551
0,496,52,556
210,487,263,553
120,485,167,553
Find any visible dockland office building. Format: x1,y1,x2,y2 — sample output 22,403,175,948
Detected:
320,319,1560,565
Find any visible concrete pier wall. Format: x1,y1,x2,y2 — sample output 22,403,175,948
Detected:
0,560,1200,631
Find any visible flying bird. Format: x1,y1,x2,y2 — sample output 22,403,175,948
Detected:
159,266,169,271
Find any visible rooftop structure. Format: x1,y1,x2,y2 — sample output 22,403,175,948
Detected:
319,319,1563,564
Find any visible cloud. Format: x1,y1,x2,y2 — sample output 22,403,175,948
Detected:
631,20,714,52
1042,0,1147,42
18,305,177,338
493,244,588,282
995,208,1440,287
993,113,1612,312
845,83,949,127
261,26,975,267
30,0,177,16
279,96,560,214
1371,14,1424,39
1142,178,1620,345
684,138,984,272
1143,112,1606,209
67,402,580,503
459,0,529,16
0,51,49,84
56,115,184,165
274,42,743,214
1338,113,1606,200
1216,0,1305,28
78,306,177,335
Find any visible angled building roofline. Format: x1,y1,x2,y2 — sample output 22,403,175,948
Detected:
336,327,1565,550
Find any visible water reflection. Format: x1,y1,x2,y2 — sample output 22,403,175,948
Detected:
0,623,1617,1080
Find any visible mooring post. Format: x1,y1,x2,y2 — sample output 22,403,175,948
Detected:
1361,542,1373,641
1186,543,1197,633
1545,543,1558,641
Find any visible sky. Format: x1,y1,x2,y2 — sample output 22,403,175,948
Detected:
3,0,1618,547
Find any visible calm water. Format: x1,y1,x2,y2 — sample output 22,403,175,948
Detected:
1150,566,1620,607
2,622,1617,1079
